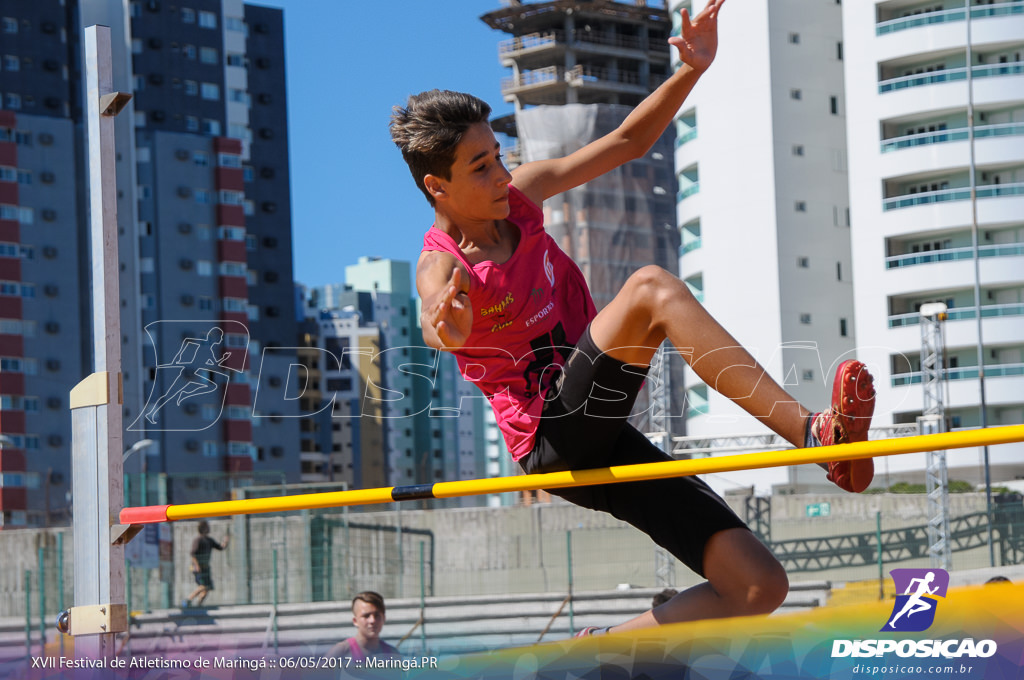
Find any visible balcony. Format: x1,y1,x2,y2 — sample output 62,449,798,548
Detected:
881,121,1024,153
876,2,1024,36
891,362,1024,386
677,182,700,202
878,61,1024,94
885,241,1024,268
498,31,560,58
498,29,670,60
888,301,1024,327
883,181,1024,211
501,64,666,100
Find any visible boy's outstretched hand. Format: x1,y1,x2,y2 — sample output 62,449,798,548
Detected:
424,267,472,350
669,0,726,73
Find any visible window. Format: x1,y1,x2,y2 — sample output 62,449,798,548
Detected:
185,116,199,132
219,262,246,277
196,260,212,276
836,262,842,280
802,370,814,382
830,95,839,115
218,226,245,241
198,296,213,311
226,17,246,33
3,55,19,72
193,151,209,166
181,8,196,23
132,38,143,54
797,257,809,268
200,47,218,65
194,189,214,204
182,44,196,60
202,119,221,135
790,88,802,100
800,313,812,324
219,189,244,205
198,11,217,28
795,200,807,212
836,41,843,61
2,17,17,34
226,53,245,67
788,33,799,44
4,93,21,110
792,144,804,156
229,88,249,104
184,79,198,96
839,318,848,337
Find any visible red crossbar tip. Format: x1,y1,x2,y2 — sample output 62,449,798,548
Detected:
120,505,171,525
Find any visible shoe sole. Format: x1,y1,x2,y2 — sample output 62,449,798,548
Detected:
832,360,875,443
829,360,876,492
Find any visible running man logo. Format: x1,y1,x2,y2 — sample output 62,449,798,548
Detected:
881,568,950,633
129,320,249,432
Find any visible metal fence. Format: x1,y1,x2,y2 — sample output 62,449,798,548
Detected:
5,493,1024,658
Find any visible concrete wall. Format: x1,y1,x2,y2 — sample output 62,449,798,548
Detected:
1,491,1018,619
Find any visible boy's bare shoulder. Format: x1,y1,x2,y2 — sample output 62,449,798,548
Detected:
417,250,467,296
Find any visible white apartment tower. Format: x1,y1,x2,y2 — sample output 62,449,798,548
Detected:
670,0,857,493
843,1,1024,486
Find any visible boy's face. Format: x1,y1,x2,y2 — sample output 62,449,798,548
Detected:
428,122,512,223
352,599,385,641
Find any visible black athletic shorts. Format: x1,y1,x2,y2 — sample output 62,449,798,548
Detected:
518,326,749,577
194,568,214,589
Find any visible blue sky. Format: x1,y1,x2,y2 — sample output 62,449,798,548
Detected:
253,0,514,290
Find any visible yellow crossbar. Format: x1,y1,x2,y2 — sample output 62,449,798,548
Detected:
118,424,1024,524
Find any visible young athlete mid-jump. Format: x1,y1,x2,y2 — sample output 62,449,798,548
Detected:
391,0,876,635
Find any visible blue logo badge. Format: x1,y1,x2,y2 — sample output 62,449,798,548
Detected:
881,568,949,632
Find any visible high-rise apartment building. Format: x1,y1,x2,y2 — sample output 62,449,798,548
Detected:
0,0,300,525
303,259,500,504
667,0,857,493
843,1,1024,486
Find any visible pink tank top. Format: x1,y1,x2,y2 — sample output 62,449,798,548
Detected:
422,185,596,460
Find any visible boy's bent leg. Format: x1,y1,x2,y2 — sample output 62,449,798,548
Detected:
589,265,809,446
606,529,788,634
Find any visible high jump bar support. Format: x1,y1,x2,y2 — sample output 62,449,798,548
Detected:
121,423,1024,525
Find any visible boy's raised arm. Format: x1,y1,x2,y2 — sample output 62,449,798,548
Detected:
512,0,726,206
417,250,473,351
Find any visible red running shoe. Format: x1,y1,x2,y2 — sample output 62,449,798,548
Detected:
574,627,601,638
811,360,876,493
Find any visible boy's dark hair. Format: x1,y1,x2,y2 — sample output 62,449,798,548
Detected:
198,520,210,535
652,587,678,608
352,590,386,614
389,90,492,206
